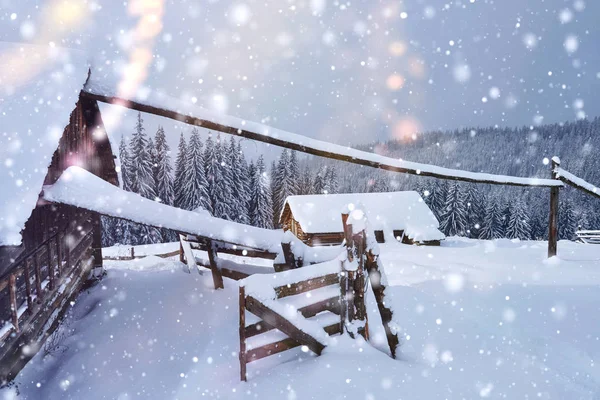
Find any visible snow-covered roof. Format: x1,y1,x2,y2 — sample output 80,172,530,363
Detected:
0,43,90,246
283,191,445,242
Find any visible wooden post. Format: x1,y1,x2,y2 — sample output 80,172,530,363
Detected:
179,239,185,263
33,252,42,302
9,274,19,333
366,251,400,358
55,234,63,277
280,242,297,271
64,235,71,274
91,212,103,268
548,157,560,257
47,241,55,291
131,247,135,259
207,240,224,289
353,231,368,340
339,261,347,334
23,258,33,313
239,285,247,381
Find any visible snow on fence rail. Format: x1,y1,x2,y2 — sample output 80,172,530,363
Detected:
81,81,561,188
575,230,600,244
42,166,284,253
238,256,345,381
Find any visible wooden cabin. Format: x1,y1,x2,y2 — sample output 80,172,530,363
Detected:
280,192,445,247
0,44,118,382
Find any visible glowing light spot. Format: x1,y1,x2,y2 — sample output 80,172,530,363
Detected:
386,74,405,91
392,118,421,142
388,41,407,57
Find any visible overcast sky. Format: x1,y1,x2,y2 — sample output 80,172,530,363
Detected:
1,0,599,152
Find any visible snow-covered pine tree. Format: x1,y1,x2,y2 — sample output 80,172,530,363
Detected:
210,135,234,220
506,199,531,239
429,181,448,220
251,155,274,229
173,133,187,209
439,182,468,236
273,150,296,224
228,137,250,224
558,198,577,240
289,150,301,193
500,202,512,238
119,135,132,191
313,168,325,194
324,166,338,194
154,126,177,241
479,200,504,240
247,160,257,216
299,165,313,195
463,184,485,238
128,112,161,244
180,128,211,213
154,126,174,206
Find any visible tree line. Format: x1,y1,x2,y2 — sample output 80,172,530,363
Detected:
103,113,597,246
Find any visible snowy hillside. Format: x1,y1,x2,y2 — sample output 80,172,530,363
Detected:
4,239,600,399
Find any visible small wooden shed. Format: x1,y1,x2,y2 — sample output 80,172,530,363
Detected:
0,44,118,381
280,191,445,246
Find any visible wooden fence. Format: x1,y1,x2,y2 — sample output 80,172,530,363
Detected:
0,227,95,380
237,211,400,380
547,157,600,256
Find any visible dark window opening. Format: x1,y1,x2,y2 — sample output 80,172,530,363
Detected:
374,230,385,243
393,230,405,241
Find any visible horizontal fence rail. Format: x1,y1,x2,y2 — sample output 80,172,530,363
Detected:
81,89,561,188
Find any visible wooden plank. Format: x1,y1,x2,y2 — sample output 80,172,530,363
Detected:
245,297,340,338
548,158,560,258
179,235,196,273
239,285,247,381
245,295,326,356
55,234,63,277
280,242,297,271
33,251,42,302
207,240,224,289
244,323,340,363
190,241,277,259
221,268,250,281
274,273,340,298
365,252,400,358
9,274,19,333
46,241,55,291
81,90,561,188
23,258,33,313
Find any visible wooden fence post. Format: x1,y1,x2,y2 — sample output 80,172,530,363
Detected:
24,258,33,313
33,252,42,302
353,231,368,340
179,239,185,263
280,242,297,271
207,240,224,289
239,285,247,381
47,241,55,291
55,234,63,277
548,157,560,257
9,274,19,333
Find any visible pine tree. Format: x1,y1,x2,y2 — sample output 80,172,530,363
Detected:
324,166,339,194
500,202,512,238
209,135,234,220
313,168,325,194
506,199,531,239
251,155,274,229
273,150,296,224
247,160,257,216
128,112,161,244
299,165,313,195
289,150,301,194
228,137,250,224
464,184,485,238
479,200,504,240
558,198,577,240
180,128,211,213
430,181,448,220
173,133,187,209
439,182,468,236
154,126,174,206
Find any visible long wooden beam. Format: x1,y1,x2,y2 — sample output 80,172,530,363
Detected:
81,90,561,188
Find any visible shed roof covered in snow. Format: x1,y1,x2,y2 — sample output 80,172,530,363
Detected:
281,191,445,242
0,43,90,246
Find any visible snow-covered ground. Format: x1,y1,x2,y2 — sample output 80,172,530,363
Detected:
3,239,600,399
